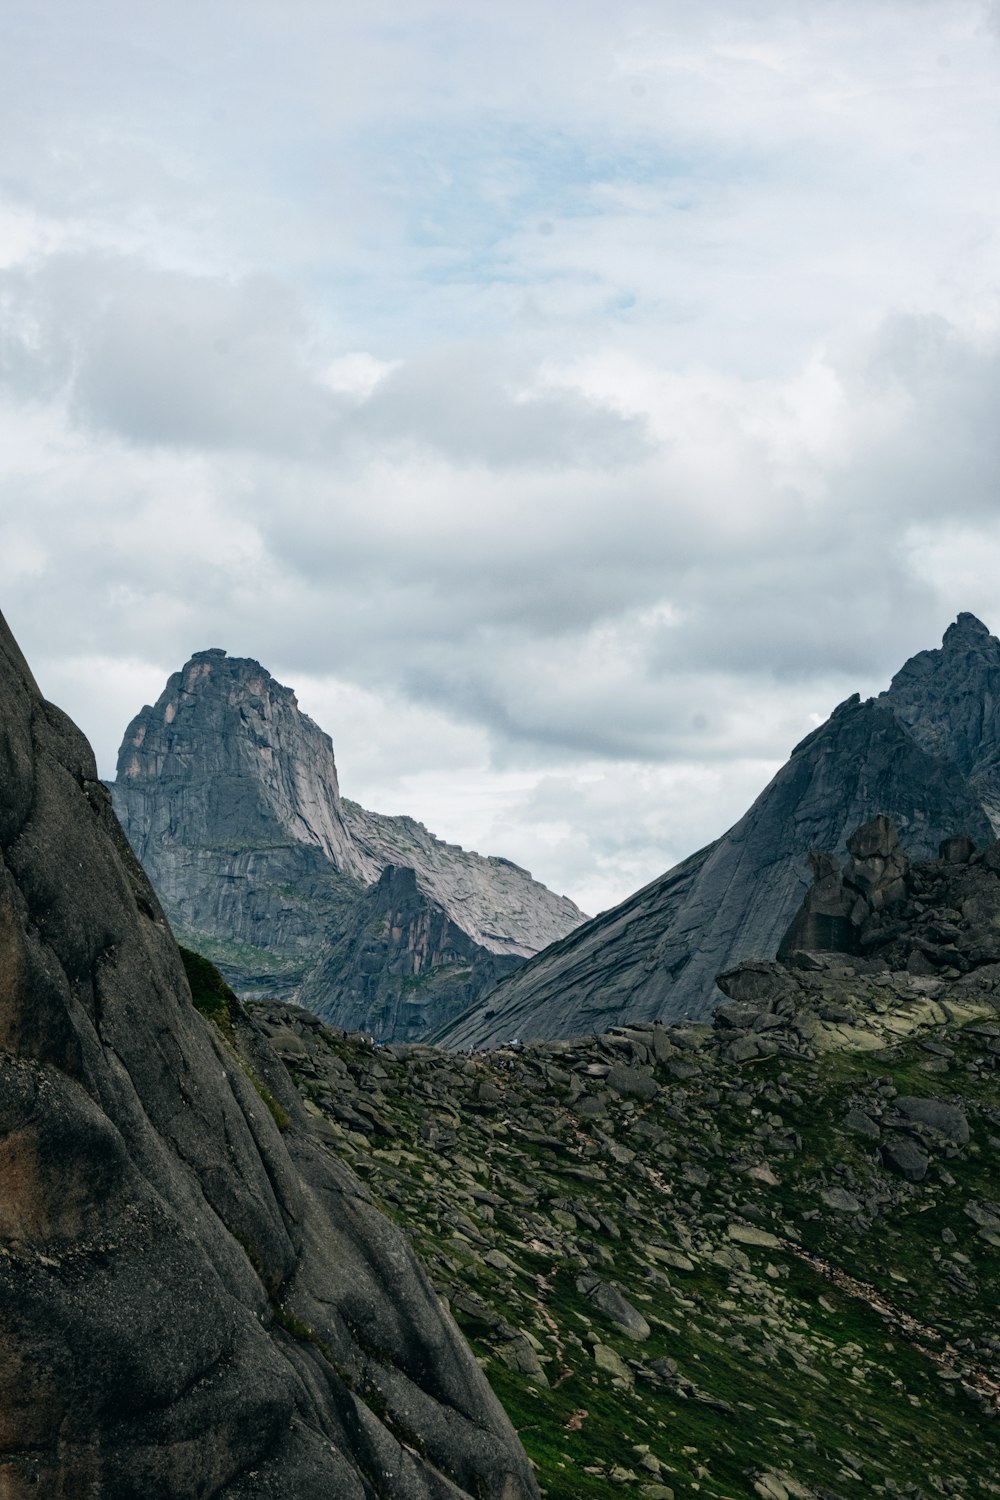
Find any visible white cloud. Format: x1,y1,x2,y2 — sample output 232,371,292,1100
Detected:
1,0,999,910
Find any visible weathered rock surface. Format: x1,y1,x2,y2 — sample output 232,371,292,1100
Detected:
778,815,910,959
437,682,993,1047
0,611,538,1499
112,650,584,1029
111,649,366,993
342,799,584,960
880,611,1000,830
301,863,523,1039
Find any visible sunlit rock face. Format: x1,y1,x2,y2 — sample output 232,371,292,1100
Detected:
0,608,540,1500
111,649,584,1033
436,619,998,1049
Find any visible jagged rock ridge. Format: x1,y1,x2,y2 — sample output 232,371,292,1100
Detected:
0,608,538,1498
112,649,584,1035
301,863,524,1040
879,611,1000,830
436,618,1000,1048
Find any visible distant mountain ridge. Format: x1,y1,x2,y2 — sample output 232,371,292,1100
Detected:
435,614,1000,1048
111,649,585,1038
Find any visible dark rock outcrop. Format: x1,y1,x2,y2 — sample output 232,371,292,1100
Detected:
880,611,1000,829
436,688,993,1047
0,610,538,1498
303,864,523,1039
777,814,910,959
773,812,1000,983
111,650,584,1027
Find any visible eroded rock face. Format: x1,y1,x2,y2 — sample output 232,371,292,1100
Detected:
437,689,992,1046
879,612,1000,831
0,611,538,1500
302,863,523,1040
775,813,1000,986
111,651,584,1020
111,649,367,993
778,815,911,959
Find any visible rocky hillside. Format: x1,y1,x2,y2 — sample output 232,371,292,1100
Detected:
112,649,584,1035
253,821,1000,1500
0,608,539,1497
438,617,1000,1047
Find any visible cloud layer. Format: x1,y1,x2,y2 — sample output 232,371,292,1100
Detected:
2,0,999,911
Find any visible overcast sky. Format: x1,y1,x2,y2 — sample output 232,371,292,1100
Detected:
2,1,1000,914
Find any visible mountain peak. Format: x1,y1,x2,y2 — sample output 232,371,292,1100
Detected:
879,613,1000,826
943,611,993,647
111,648,586,1025
114,648,364,876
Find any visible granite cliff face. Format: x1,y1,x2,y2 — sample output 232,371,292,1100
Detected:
436,622,1000,1048
879,611,1000,829
112,649,366,992
301,864,524,1039
342,801,583,959
112,651,584,1032
0,609,539,1499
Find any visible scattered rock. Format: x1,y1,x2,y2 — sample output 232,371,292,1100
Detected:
881,1139,931,1183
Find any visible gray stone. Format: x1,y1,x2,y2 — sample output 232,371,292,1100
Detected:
844,1108,881,1139
592,1344,633,1383
821,1187,862,1214
894,1096,970,1143
940,834,977,863
576,1276,651,1341
606,1064,659,1100
881,1139,930,1182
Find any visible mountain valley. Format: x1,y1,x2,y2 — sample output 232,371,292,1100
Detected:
3,606,999,1500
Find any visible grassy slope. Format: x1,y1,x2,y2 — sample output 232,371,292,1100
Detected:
231,970,1000,1499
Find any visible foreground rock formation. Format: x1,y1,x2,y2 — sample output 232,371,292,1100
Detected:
0,611,538,1498
257,824,1000,1498
438,617,1000,1047
111,648,583,1037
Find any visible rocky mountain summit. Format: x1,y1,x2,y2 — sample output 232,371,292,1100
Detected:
879,612,1000,830
0,608,539,1498
112,649,583,1037
438,618,1000,1048
253,819,1000,1499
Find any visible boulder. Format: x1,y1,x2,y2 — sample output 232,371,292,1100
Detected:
576,1276,651,1341
894,1096,970,1143
881,1139,930,1183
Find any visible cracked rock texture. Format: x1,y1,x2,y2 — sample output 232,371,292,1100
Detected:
437,620,999,1048
0,610,538,1500
112,649,583,1035
879,611,1000,830
301,863,524,1040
